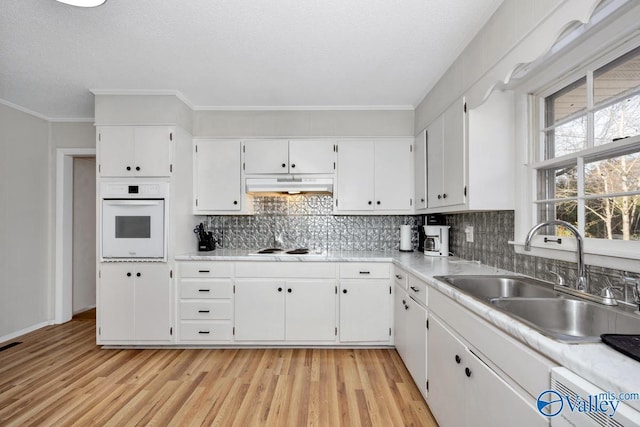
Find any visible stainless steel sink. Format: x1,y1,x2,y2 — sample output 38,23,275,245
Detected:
435,275,560,299
435,275,640,343
490,297,640,343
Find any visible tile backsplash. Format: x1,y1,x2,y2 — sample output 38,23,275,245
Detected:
205,194,416,251
204,194,637,305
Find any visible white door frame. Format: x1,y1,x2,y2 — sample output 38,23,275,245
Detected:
55,148,96,324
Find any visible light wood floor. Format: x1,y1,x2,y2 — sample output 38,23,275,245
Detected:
0,315,438,426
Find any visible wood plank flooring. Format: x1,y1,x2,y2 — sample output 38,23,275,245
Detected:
0,315,438,426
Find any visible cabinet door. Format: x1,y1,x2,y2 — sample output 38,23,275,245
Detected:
394,285,409,361
98,264,135,341
234,280,285,341
98,126,135,177
426,117,444,208
414,130,428,210
288,140,335,174
134,264,171,341
405,297,427,399
133,127,172,177
243,140,289,174
285,281,336,341
442,99,466,206
374,140,413,211
339,279,390,342
336,141,375,211
427,316,465,427
194,140,242,212
465,347,547,427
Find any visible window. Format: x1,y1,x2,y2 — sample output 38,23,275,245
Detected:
535,46,640,241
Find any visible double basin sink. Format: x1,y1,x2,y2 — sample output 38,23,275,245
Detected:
435,275,640,343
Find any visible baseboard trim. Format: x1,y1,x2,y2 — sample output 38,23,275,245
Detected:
0,321,52,345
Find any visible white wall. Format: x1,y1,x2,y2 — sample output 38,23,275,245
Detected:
0,104,51,339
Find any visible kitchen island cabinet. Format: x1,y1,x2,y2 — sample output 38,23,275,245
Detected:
98,262,172,344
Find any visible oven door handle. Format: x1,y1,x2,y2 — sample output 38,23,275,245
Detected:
103,200,163,206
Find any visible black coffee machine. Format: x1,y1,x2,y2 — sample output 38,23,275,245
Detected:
417,214,446,252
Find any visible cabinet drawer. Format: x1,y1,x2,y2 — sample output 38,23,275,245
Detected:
393,266,408,289
180,279,233,299
339,263,389,279
235,262,336,278
180,262,233,278
407,274,427,306
180,300,232,320
179,321,233,341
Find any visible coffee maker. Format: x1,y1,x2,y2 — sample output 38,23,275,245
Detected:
423,225,450,257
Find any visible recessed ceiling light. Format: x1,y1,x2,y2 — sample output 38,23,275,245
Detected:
56,0,106,7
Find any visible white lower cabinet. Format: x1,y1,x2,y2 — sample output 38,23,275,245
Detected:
394,274,428,400
339,279,391,343
234,280,336,342
98,263,172,343
427,288,553,427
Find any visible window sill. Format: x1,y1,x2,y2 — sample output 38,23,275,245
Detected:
510,238,640,273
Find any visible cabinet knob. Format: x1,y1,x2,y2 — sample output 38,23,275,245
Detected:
233,200,238,205
126,272,132,277
291,163,296,168
395,274,402,280
421,198,425,203
135,166,141,171
287,288,292,293
126,166,131,171
437,194,442,200
404,304,409,310
376,201,381,205
465,367,472,378
410,286,419,293
136,272,141,277
281,163,287,168
455,355,461,364
368,201,372,205
443,193,448,199
278,287,283,292
343,289,347,294
402,299,406,305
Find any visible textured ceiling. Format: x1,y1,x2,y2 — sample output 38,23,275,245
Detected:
0,0,503,120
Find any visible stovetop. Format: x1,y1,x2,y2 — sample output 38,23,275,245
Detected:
248,247,325,256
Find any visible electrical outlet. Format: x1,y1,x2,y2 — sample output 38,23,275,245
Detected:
465,226,474,243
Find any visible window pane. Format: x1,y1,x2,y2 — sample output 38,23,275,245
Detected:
585,151,640,196
545,77,587,125
538,201,578,232
545,116,587,158
594,46,640,106
585,197,640,240
537,166,578,199
594,94,640,145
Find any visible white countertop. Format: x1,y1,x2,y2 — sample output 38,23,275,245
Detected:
176,249,640,410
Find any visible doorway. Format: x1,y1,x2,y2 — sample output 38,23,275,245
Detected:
55,148,96,324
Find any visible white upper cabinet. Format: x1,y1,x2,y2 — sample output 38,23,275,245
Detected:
193,139,242,213
414,130,428,210
335,139,413,213
98,126,173,177
422,91,514,213
243,139,335,174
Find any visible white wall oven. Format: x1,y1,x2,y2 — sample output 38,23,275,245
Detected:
100,181,169,261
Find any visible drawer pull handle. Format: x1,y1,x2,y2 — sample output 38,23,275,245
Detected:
198,310,210,313
410,286,420,292
198,270,210,273
198,289,211,292
198,331,210,334
359,271,370,275
395,274,402,280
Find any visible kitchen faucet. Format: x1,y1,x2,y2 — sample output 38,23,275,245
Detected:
524,220,588,293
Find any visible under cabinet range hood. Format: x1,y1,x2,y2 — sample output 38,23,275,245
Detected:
245,177,333,194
